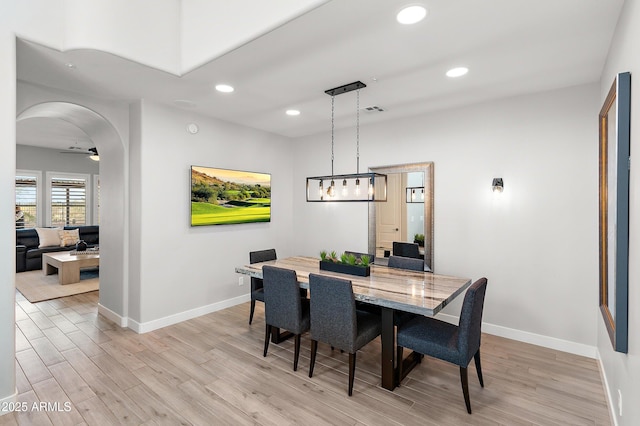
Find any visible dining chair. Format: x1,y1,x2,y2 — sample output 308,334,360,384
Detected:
388,255,425,271
248,249,277,325
396,277,488,414
308,273,382,396
392,241,421,259
262,265,310,371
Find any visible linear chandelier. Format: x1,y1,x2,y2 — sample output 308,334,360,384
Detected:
306,81,387,202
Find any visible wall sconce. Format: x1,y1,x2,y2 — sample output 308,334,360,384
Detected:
492,178,504,192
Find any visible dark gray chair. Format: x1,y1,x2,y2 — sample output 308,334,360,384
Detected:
392,241,421,259
262,265,310,371
308,273,382,396
249,249,277,325
388,255,425,272
396,278,488,414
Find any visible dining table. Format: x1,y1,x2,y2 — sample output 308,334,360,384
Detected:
235,255,472,391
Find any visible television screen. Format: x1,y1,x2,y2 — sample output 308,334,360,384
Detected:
191,166,271,226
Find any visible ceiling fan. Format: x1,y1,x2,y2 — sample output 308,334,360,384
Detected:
60,146,99,161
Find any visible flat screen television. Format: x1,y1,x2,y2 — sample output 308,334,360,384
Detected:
191,166,271,226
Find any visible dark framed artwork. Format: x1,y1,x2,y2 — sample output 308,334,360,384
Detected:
598,72,630,353
190,166,271,226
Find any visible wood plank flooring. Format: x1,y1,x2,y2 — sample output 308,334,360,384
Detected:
1,290,611,425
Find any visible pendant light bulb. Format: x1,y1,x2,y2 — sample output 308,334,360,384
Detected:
368,178,374,196
327,180,336,197
342,179,348,196
355,178,361,195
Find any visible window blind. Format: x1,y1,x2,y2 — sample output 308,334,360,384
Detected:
15,175,37,228
51,177,86,226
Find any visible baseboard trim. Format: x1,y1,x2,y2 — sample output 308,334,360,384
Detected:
596,349,618,426
129,294,251,334
97,304,127,328
0,389,17,416
437,313,597,359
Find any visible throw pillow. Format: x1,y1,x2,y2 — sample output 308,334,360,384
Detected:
59,228,80,247
35,227,62,248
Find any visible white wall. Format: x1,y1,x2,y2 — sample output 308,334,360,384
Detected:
63,0,181,74
0,30,17,409
293,84,600,351
129,100,294,328
180,0,329,72
16,145,100,176
598,0,640,423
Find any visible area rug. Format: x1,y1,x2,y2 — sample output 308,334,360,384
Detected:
15,268,99,303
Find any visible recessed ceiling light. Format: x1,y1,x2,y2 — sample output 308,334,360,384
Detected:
286,109,301,116
446,67,469,78
65,63,76,69
215,84,234,93
397,5,427,25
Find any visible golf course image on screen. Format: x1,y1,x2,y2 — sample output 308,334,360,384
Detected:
191,166,271,226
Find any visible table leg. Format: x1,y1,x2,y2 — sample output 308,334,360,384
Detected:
59,263,80,285
44,262,57,276
270,327,293,344
380,307,396,390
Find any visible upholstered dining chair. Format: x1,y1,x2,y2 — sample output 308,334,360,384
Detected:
262,265,310,371
308,273,382,396
396,277,488,414
388,255,425,272
392,241,421,259
248,249,277,325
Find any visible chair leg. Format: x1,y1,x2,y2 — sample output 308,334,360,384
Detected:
348,352,356,396
460,366,472,414
263,324,271,357
293,334,301,371
309,340,318,378
396,345,404,386
474,350,484,387
249,299,256,325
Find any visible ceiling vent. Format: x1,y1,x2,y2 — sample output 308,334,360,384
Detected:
363,105,385,113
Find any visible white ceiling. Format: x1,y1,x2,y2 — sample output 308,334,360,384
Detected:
16,0,624,150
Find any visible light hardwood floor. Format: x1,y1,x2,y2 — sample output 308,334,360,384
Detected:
2,290,611,425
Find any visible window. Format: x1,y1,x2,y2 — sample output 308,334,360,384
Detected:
15,170,41,228
47,173,90,227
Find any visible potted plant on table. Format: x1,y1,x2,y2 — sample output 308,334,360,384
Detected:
413,233,425,247
319,250,371,277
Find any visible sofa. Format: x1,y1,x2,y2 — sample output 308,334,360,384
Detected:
16,226,99,272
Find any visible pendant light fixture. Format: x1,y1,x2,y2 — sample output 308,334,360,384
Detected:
306,81,387,202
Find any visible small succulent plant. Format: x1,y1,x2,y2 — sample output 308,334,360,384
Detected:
319,250,371,268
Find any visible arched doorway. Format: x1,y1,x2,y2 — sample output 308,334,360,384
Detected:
16,102,128,323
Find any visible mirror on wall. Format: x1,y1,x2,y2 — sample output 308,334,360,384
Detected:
368,162,434,271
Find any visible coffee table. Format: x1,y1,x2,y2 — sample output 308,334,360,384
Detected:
42,252,100,285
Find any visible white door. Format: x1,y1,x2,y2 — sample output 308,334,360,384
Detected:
376,173,402,257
